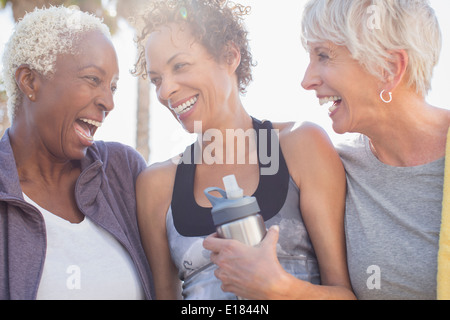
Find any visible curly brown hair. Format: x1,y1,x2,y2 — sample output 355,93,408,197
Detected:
133,0,255,94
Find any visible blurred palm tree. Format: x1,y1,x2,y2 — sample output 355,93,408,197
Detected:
0,0,151,161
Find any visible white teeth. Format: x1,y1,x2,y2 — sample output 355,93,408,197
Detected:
319,96,342,106
328,104,339,114
79,118,102,128
171,96,198,115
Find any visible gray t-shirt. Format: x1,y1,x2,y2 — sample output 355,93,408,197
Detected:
337,134,444,300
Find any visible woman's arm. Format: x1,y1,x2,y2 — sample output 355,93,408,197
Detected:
136,160,182,300
281,122,354,299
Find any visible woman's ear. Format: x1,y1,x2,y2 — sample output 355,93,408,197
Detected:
15,64,39,101
383,49,409,92
223,41,241,75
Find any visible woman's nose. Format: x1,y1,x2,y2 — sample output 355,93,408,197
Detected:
96,86,115,112
301,63,322,91
157,76,179,102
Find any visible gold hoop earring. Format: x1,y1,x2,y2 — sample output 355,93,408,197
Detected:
380,90,392,104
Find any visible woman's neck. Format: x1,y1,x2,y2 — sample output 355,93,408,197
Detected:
10,120,78,185
197,108,255,166
364,96,450,167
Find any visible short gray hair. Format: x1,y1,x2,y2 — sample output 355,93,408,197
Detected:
301,0,442,96
2,6,111,122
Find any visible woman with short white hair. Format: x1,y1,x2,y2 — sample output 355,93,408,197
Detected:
0,6,153,299
302,0,449,299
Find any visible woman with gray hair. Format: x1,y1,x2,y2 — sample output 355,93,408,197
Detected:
301,0,449,299
0,6,153,299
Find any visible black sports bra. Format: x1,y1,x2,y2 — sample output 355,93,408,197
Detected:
171,117,290,237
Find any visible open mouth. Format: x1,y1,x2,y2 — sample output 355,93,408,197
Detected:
170,95,199,115
74,117,102,144
319,96,342,115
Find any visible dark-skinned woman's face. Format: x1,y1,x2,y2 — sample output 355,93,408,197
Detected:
33,30,119,160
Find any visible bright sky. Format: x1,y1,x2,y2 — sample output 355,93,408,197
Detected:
1,0,449,164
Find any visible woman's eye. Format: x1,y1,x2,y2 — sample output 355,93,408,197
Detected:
85,76,101,85
318,53,329,61
174,63,188,71
150,77,161,86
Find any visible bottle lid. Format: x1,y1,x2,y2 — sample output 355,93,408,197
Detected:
204,175,260,226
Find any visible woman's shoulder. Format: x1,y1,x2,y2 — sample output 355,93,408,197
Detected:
93,140,144,163
270,121,341,182
137,156,179,191
272,120,333,149
90,141,146,175
136,157,179,222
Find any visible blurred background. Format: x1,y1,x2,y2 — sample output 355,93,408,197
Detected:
1,0,449,164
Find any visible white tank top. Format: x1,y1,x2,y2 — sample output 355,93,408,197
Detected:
23,194,145,300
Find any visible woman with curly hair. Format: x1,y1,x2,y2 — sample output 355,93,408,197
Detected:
135,0,354,299
0,6,153,299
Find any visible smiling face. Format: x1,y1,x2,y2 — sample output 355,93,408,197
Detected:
32,30,119,160
145,23,237,132
302,42,382,134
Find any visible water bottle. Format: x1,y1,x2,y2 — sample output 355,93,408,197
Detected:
204,175,266,246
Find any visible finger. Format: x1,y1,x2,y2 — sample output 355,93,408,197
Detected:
203,233,226,252
261,225,280,250
209,251,219,264
214,267,233,292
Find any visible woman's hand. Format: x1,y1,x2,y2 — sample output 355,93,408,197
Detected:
203,225,292,299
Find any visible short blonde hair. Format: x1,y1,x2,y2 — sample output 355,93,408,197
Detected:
301,0,442,96
2,6,111,122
